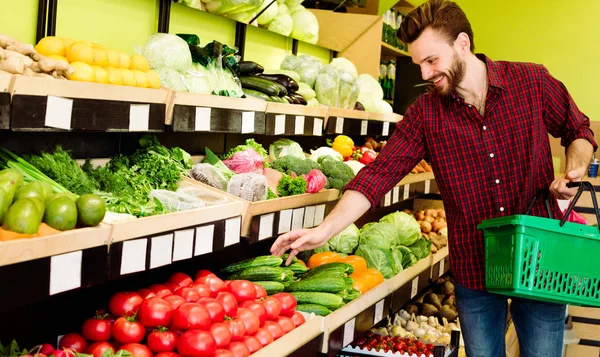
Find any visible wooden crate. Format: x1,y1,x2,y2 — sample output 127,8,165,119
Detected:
567,305,600,357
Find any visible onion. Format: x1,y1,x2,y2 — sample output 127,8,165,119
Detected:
420,221,432,233
432,221,447,232
425,209,438,218
415,211,425,221
436,217,446,223
438,209,446,218
424,216,436,223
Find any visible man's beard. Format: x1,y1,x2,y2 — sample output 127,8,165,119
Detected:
431,53,465,96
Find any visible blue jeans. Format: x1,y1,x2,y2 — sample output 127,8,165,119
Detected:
455,284,566,357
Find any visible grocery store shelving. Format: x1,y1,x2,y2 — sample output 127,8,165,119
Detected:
381,42,410,57
264,102,328,136
430,246,450,280
0,71,11,130
379,172,436,208
325,107,401,137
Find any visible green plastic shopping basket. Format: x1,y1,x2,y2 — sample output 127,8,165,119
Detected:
478,181,600,306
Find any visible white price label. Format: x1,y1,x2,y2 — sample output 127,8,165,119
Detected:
121,239,148,275
335,117,344,133
384,192,392,207
194,225,215,256
439,258,445,275
45,95,73,130
382,121,390,136
295,115,305,135
303,206,316,228
373,300,385,325
392,187,400,204
403,184,410,200
425,180,431,194
173,229,194,262
224,217,241,247
278,209,293,234
129,104,150,131
258,213,275,241
313,118,323,136
150,234,173,269
50,251,82,295
241,112,255,133
292,208,305,230
274,114,285,135
195,107,211,131
360,120,368,135
411,277,419,298
343,318,356,347
314,204,326,226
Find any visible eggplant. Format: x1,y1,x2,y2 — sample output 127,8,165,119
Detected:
289,94,307,106
354,101,365,111
239,61,264,76
256,73,299,93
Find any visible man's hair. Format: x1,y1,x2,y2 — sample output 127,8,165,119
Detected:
397,0,475,52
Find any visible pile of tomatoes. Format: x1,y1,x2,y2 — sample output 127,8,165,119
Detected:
352,333,434,356
47,270,305,357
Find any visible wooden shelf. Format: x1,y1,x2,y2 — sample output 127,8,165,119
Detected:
381,42,410,57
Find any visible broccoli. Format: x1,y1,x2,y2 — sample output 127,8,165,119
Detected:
221,139,268,161
277,174,308,197
317,156,355,191
270,156,321,176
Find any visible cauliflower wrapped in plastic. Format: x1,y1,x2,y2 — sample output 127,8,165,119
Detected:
268,4,293,36
281,55,323,88
315,65,340,107
140,34,192,71
338,69,360,109
291,8,319,44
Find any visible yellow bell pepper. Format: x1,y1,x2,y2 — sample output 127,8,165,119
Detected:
331,135,354,158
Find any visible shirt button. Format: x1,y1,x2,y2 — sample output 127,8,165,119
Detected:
490,153,495,158
483,126,487,130
500,207,505,212
495,179,500,184
468,105,472,108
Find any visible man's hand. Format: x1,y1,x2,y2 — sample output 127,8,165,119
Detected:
270,227,330,266
550,166,586,200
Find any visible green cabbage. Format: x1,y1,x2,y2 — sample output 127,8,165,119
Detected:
358,222,397,250
291,8,319,44
268,9,293,36
154,67,188,92
141,34,193,71
391,249,404,274
257,0,279,25
338,69,360,109
280,55,323,88
408,238,432,260
380,211,422,246
396,245,418,268
330,57,358,79
315,65,340,107
328,224,360,254
269,139,305,161
355,245,396,279
358,74,384,112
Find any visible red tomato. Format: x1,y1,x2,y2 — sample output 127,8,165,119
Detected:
261,297,282,321
272,293,296,317
189,284,211,299
235,308,260,335
209,322,232,349
147,330,178,353
59,333,87,353
149,284,173,298
215,292,238,317
290,311,305,327
253,328,273,347
227,342,250,357
176,330,216,357
175,288,200,303
224,317,246,342
85,342,114,357
138,297,173,328
163,282,180,293
119,343,152,357
254,284,267,299
194,276,226,297
227,281,256,303
171,303,211,331
168,273,193,288
109,292,143,317
263,321,284,340
213,350,233,357
155,353,181,357
241,336,261,354
53,350,75,357
223,281,231,288
82,315,112,341
194,270,216,280
275,316,295,334
196,298,225,323
112,317,145,344
164,295,186,310
40,344,55,356
239,301,266,327
137,289,158,300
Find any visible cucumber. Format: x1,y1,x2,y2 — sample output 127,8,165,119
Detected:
301,262,354,279
240,76,287,97
221,256,283,273
281,254,298,264
285,276,346,293
228,266,286,281
243,88,270,101
284,262,308,275
254,281,285,295
342,288,361,303
296,303,332,316
282,268,295,281
344,276,354,286
290,292,344,310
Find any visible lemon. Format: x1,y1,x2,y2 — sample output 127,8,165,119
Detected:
92,48,108,67
106,67,123,85
118,52,131,69
67,42,94,64
132,70,148,88
129,54,150,72
105,49,119,67
121,69,136,86
47,54,69,63
35,36,65,57
91,42,104,49
146,70,161,89
93,66,109,84
76,194,106,227
67,62,95,82
61,38,75,51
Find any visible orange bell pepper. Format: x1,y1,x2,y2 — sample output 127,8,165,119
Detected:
341,255,367,274
307,251,342,268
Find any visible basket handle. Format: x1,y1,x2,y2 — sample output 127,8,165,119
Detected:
524,188,554,219
560,182,600,230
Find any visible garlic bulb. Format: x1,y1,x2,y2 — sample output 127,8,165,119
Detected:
413,327,426,337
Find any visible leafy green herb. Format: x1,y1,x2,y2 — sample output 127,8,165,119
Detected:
277,175,307,197
267,187,278,200
0,148,70,194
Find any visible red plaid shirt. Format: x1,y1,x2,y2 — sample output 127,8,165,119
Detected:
345,55,597,290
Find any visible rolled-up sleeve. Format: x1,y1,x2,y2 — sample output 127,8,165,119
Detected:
344,102,425,209
542,66,598,152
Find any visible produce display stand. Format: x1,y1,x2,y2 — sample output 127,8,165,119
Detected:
379,172,436,208
264,102,327,136
0,71,11,130
325,107,400,137
250,315,326,357
9,76,169,132
430,246,450,281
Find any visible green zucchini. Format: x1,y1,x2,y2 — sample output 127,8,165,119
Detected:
240,76,287,97
239,61,264,76
290,292,344,310
221,256,283,273
296,303,332,316
243,88,270,101
285,276,346,293
228,266,286,281
254,281,285,295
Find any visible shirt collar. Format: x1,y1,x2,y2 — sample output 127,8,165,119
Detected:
446,54,507,103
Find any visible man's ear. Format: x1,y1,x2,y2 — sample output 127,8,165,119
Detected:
453,32,471,54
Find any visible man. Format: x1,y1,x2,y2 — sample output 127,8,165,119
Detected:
271,0,596,355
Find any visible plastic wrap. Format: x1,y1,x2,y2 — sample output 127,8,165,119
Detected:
191,163,230,190
140,34,193,71
227,173,269,202
223,149,265,174
303,169,327,193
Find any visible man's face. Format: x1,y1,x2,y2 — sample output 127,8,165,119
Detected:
408,28,465,96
